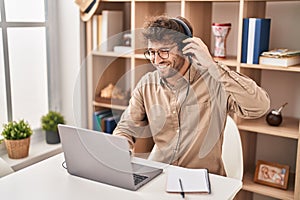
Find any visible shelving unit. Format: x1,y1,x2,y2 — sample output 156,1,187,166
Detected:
83,1,300,199
237,116,300,200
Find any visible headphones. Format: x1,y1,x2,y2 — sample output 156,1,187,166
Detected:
172,18,193,38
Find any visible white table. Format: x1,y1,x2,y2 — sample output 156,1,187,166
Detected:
0,153,242,200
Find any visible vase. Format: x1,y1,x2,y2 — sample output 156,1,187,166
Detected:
212,23,231,58
4,137,30,159
46,131,61,144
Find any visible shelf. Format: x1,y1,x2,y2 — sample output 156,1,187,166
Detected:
214,56,238,67
240,63,300,73
102,0,131,2
134,53,147,60
101,0,299,2
91,52,300,73
93,100,127,110
135,0,181,2
243,172,294,200
237,116,300,140
92,50,133,58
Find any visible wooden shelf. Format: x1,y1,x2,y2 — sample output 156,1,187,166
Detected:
102,0,131,2
243,172,295,200
214,56,238,67
91,51,300,73
93,101,127,110
92,50,133,58
237,117,300,140
101,0,300,2
240,63,300,73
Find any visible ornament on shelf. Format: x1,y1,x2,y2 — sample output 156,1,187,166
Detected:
100,83,127,100
212,23,231,58
266,102,288,126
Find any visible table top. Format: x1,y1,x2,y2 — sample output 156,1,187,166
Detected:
0,153,242,200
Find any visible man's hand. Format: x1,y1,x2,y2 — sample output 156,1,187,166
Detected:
182,37,215,68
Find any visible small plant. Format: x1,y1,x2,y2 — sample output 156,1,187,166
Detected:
41,111,65,132
1,119,33,140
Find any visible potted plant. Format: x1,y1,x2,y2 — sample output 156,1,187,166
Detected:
41,110,65,144
1,119,33,159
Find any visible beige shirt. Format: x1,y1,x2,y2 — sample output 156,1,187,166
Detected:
113,62,270,175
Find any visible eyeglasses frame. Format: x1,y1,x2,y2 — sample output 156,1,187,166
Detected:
144,44,177,61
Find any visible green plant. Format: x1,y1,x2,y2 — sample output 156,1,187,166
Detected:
41,111,65,132
1,119,33,140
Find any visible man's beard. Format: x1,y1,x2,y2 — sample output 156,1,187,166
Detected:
156,58,184,79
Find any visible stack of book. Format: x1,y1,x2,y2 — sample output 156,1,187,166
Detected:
241,18,271,64
259,49,300,67
93,109,121,134
92,10,124,52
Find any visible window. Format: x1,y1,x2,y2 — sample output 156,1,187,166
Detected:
0,0,55,134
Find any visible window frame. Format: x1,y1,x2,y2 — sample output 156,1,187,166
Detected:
0,0,60,138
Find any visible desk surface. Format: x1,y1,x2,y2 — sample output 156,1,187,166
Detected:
0,153,242,200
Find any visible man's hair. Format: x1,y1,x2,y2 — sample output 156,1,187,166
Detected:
142,15,193,50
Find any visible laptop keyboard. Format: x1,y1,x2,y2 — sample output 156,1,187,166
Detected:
133,173,148,185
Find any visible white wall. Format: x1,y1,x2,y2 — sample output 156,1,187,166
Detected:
57,0,87,128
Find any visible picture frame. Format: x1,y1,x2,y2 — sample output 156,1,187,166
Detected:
254,160,290,189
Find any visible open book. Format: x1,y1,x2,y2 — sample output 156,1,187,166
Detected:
166,167,211,194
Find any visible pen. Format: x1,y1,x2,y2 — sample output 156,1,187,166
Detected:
179,178,185,199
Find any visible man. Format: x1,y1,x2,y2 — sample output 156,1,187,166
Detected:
113,15,270,175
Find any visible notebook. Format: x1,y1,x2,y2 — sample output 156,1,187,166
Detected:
166,167,211,194
58,124,163,191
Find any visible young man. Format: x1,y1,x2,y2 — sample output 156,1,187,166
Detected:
113,15,270,175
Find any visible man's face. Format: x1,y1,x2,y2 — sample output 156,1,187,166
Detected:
147,40,186,79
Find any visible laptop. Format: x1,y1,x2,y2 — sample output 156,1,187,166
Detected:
58,124,163,191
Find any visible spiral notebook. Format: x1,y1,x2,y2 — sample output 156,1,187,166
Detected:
166,167,211,194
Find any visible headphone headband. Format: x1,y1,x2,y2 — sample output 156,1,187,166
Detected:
172,18,192,38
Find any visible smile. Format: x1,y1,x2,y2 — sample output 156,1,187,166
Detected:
156,64,170,69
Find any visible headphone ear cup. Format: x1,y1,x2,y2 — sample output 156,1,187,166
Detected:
172,18,192,38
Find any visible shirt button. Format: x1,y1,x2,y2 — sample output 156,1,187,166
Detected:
176,129,180,133
173,111,176,114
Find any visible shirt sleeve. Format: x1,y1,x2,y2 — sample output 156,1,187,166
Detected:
113,77,153,151
208,61,270,118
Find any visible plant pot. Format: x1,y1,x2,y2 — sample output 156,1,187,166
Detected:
46,131,60,144
4,137,30,159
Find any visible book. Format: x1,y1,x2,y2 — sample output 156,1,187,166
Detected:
97,15,102,47
113,46,133,54
92,110,104,131
104,115,121,134
166,167,211,194
99,112,112,132
261,49,300,57
100,10,123,52
92,109,111,131
92,15,98,50
259,55,300,67
241,18,271,64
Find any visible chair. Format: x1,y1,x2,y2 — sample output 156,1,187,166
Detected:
222,115,244,181
0,157,14,178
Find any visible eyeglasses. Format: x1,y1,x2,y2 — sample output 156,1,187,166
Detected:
144,45,177,61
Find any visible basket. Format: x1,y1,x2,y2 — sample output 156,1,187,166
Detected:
4,137,30,159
